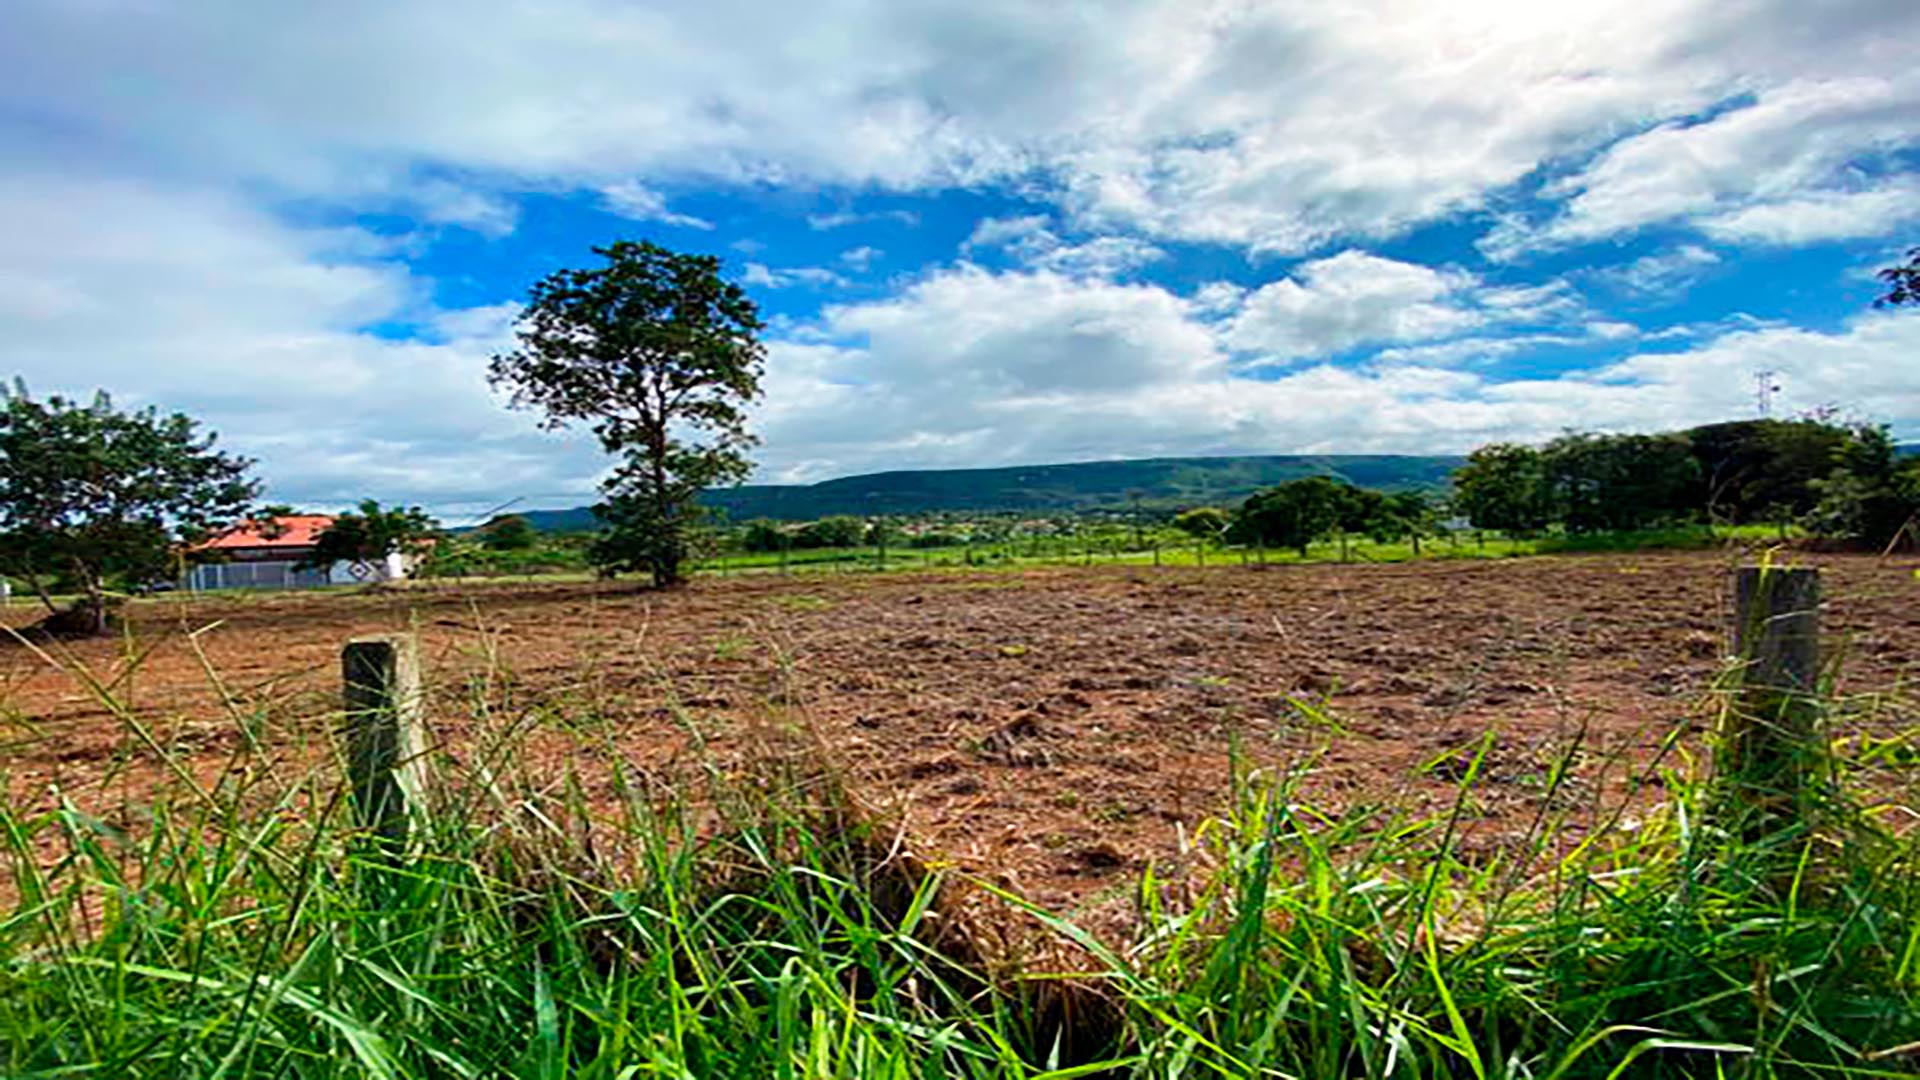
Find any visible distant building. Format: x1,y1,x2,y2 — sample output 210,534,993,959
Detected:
183,514,415,591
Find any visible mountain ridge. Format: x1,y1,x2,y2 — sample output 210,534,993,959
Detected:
511,452,1464,531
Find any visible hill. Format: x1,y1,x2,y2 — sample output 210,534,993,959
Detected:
515,453,1462,530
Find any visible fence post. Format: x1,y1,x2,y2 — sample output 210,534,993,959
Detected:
343,634,426,848
1725,565,1822,828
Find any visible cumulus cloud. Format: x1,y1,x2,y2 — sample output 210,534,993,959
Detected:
6,1,1915,254
0,175,604,517
1699,179,1920,245
1490,74,1920,254
3,0,1918,504
750,266,1920,481
5,170,1916,506
1217,253,1587,365
1223,253,1483,361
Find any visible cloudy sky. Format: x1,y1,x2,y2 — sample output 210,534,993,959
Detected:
3,1,1917,520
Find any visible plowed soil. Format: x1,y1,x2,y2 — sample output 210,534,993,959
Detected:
4,552,1916,927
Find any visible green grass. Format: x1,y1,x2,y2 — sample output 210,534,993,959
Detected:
685,524,1797,579
2,603,1914,1078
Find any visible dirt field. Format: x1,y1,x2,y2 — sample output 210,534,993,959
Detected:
4,552,1916,926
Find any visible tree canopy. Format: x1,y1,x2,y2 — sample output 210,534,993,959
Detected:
490,241,765,587
1542,432,1698,533
301,500,440,571
1452,444,1552,535
477,513,538,551
1231,476,1349,556
0,385,258,633
1172,507,1230,538
1452,419,1918,549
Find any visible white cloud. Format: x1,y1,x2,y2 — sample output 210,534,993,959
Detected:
964,215,1053,253
743,262,849,289
3,0,1918,502
406,178,520,237
1587,311,1920,425
747,265,1920,482
0,175,604,516
599,181,714,230
808,209,919,230
1595,245,1723,298
1228,251,1528,361
1493,75,1920,253
4,171,1915,505
1700,179,1920,245
7,1,1913,254
840,245,882,270
963,215,1163,277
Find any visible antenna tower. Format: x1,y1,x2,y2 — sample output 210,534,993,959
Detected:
1754,371,1780,417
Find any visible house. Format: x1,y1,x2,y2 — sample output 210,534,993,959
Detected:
183,514,416,591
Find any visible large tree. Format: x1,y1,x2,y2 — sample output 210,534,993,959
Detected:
1452,443,1552,536
301,500,440,574
1231,476,1350,556
0,386,258,634
476,513,538,551
1687,419,1850,525
1542,432,1698,533
490,241,766,587
1804,424,1919,548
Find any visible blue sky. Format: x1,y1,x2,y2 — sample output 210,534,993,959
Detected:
2,1,1917,521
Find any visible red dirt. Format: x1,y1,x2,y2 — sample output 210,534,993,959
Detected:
4,552,1916,928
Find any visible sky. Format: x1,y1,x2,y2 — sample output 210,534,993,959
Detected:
2,0,1917,522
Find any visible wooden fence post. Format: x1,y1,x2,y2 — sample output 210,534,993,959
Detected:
1726,565,1822,825
343,634,426,847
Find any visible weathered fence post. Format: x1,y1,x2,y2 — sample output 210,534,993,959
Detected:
343,634,426,848
1725,565,1822,827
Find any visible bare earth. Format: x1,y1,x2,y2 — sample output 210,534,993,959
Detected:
4,552,1915,927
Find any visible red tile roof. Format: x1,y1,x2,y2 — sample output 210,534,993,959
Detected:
196,515,336,551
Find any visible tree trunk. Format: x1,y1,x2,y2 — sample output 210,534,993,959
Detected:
31,568,112,638
81,592,108,636
655,545,681,588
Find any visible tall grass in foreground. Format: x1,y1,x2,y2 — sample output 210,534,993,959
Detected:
1,632,1915,1078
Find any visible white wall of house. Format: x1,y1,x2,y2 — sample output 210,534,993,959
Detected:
186,552,417,592
321,553,411,585
185,560,332,591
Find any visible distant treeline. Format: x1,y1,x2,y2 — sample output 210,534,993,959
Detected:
1452,419,1918,547
503,422,1916,561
